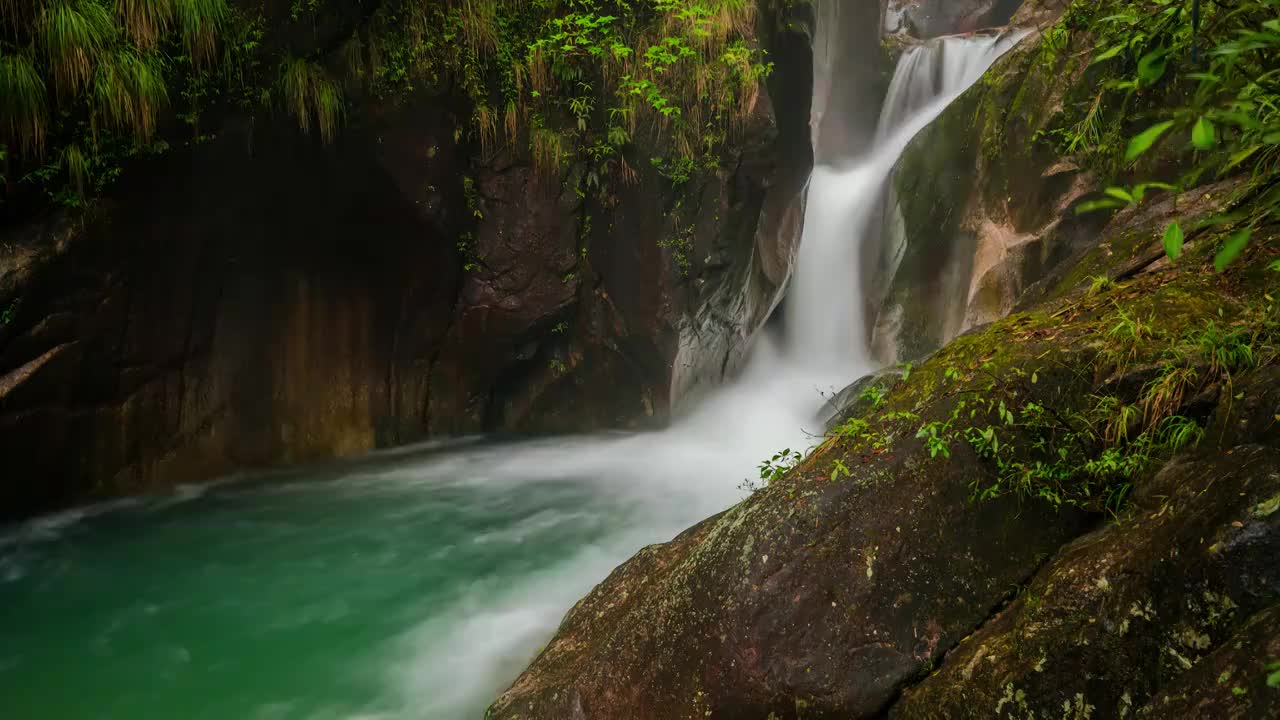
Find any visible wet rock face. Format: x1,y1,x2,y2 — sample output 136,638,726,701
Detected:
0,106,466,517
885,0,1025,38
872,9,1091,363
1137,605,1280,719
890,445,1280,719
811,0,895,163
488,440,1087,720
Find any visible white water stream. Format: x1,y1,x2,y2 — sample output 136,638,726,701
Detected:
792,29,1029,376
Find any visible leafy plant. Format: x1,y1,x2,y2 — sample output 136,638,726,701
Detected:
916,420,954,459
757,448,802,486
1074,0,1280,269
858,384,888,410
1,300,17,326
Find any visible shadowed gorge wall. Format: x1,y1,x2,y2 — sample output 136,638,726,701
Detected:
0,1,816,520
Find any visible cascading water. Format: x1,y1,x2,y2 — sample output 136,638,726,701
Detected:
866,30,1032,362
878,33,1028,135
794,29,1029,375
0,28,1026,720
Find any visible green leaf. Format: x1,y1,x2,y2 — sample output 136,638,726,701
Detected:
1214,229,1251,272
1163,222,1184,260
1105,187,1136,204
1076,198,1126,214
1092,44,1125,64
1131,182,1177,204
1137,50,1168,85
1223,145,1263,173
1192,117,1216,150
1126,121,1175,161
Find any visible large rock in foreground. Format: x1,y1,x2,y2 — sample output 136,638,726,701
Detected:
491,224,1280,717
489,441,1086,718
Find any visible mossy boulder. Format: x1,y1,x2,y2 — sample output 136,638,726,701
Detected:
890,444,1280,719
488,437,1089,719
1136,604,1280,719
491,213,1280,716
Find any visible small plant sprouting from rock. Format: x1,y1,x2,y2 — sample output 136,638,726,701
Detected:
757,448,801,486
858,384,888,410
915,419,954,460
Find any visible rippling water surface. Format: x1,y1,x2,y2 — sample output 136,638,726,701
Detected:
0,344,837,719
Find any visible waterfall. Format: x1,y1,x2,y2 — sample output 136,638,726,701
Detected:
800,29,1030,367
878,33,1029,137
0,26,1033,720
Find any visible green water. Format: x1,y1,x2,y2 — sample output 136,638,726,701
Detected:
0,353,827,720
0,438,706,720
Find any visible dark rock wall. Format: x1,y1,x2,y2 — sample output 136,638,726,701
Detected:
0,7,816,520
0,104,464,516
812,0,894,164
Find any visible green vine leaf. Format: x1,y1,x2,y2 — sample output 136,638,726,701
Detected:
1126,121,1176,161
1192,117,1216,150
1136,49,1168,86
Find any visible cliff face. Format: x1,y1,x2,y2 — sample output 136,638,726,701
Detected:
0,0,815,519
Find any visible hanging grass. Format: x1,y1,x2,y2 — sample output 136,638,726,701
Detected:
503,98,518,146
116,0,174,49
475,103,496,155
40,0,117,98
174,0,227,67
278,57,344,144
0,52,48,155
459,0,498,53
530,125,564,174
339,32,365,88
90,47,168,142
62,142,90,195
